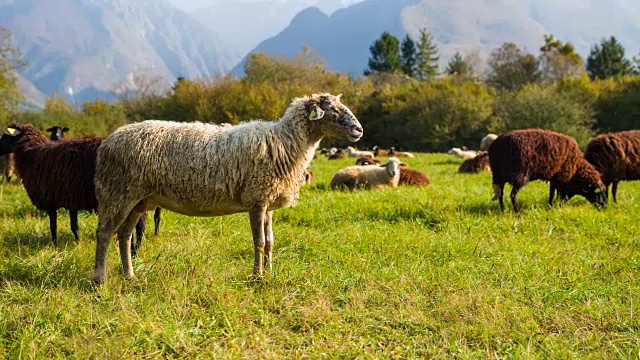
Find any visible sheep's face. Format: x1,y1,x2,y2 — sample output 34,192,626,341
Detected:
447,147,459,155
380,157,407,177
306,94,363,142
46,126,69,141
0,126,22,156
563,182,607,208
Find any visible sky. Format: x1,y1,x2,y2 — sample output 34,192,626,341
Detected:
168,0,365,13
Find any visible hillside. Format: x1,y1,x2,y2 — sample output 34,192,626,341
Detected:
234,0,640,76
0,0,239,106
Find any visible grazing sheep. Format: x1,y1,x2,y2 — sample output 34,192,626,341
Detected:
583,130,640,203
0,124,147,247
480,133,498,151
372,145,388,157
489,128,606,212
458,152,491,173
356,156,380,165
330,157,406,190
389,146,415,158
346,146,374,158
91,93,363,284
447,147,477,160
398,167,431,186
0,154,14,183
327,148,344,160
46,125,69,141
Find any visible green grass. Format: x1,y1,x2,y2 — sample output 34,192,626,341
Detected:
0,153,638,358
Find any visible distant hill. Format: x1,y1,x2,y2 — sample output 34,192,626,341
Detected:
0,0,239,106
233,0,640,76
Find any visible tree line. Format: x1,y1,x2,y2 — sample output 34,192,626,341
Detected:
1,26,640,151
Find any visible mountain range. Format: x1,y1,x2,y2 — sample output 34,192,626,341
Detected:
234,0,640,76
2,0,640,107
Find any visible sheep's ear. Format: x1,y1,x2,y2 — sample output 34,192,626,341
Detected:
3,127,20,137
307,104,325,121
45,127,54,132
399,162,408,167
62,127,69,132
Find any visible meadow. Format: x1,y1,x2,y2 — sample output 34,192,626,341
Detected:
0,152,638,358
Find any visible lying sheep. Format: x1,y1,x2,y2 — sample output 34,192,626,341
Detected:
389,146,415,158
480,133,498,151
372,145,388,157
330,157,406,190
0,124,147,246
448,147,477,160
458,152,490,173
583,130,640,203
327,148,344,160
91,93,363,284
489,128,606,212
399,167,431,186
356,156,380,165
346,146,374,158
46,125,69,140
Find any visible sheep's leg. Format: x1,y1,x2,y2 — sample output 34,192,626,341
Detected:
611,182,618,203
117,210,144,279
70,210,79,240
249,205,267,277
492,183,505,211
510,185,522,212
154,207,161,236
47,209,58,247
548,185,556,206
93,204,139,285
263,210,274,272
131,212,147,257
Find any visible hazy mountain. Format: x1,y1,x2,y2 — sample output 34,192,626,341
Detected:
189,0,365,57
234,0,640,76
0,0,239,105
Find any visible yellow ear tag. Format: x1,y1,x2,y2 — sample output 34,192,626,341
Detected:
6,128,16,135
309,110,316,121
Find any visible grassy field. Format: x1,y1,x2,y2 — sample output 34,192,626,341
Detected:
0,152,638,358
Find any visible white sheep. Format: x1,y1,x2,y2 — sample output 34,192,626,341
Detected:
91,93,363,284
330,157,407,190
480,133,498,151
346,146,374,158
447,147,477,160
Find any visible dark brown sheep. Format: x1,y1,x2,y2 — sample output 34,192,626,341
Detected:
488,128,606,212
583,130,640,203
0,123,147,249
398,167,432,186
458,151,490,173
356,156,380,165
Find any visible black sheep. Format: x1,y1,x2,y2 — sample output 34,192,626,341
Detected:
489,128,606,212
46,125,69,141
0,123,147,249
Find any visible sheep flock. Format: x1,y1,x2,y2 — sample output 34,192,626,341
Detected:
1,94,637,284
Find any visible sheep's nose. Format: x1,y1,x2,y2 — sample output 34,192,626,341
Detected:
351,124,363,134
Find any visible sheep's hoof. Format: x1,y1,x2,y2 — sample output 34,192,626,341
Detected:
91,275,105,286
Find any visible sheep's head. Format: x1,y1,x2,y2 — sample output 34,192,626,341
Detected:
447,147,460,155
562,162,607,208
0,124,25,156
380,157,407,177
46,125,69,141
304,93,363,142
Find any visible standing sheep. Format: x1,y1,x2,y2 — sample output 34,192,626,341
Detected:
346,146,374,158
330,157,406,190
480,133,498,151
458,152,490,173
91,93,363,284
583,130,640,203
0,124,147,247
489,129,606,212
